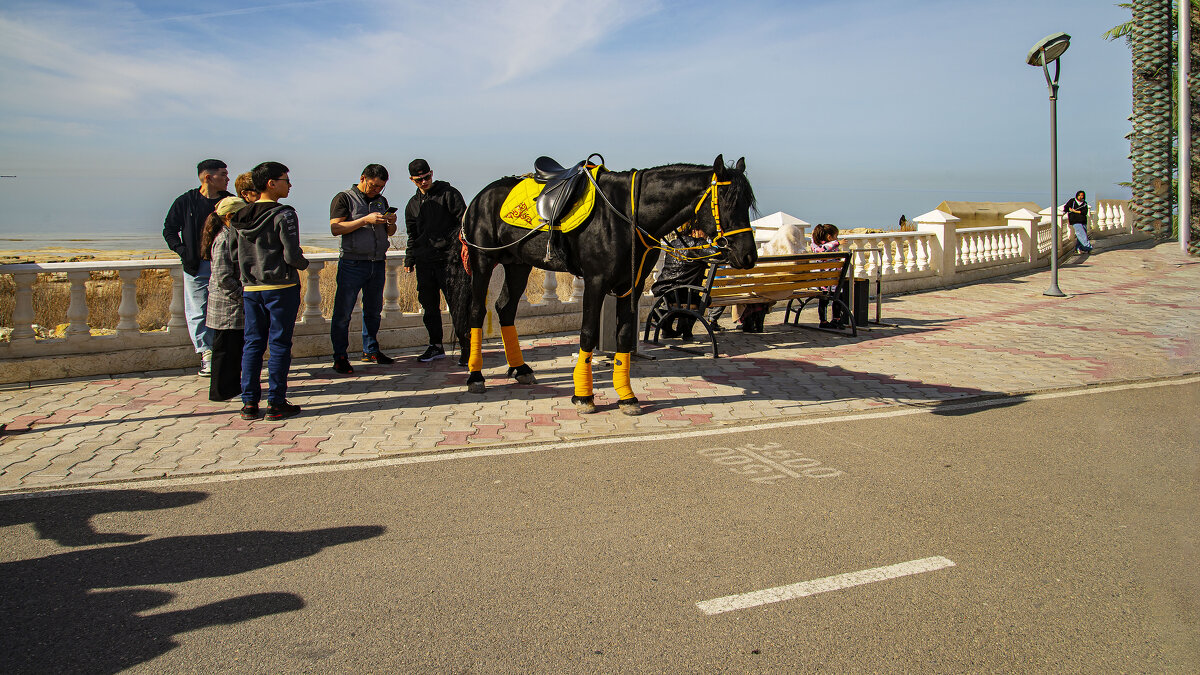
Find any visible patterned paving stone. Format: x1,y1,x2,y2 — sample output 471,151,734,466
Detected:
1,243,1197,491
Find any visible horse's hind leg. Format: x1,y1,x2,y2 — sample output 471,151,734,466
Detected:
496,264,536,384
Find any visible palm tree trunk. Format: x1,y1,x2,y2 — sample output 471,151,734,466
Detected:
1190,1,1200,254
1131,0,1174,237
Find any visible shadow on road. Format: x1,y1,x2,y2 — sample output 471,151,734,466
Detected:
0,489,207,546
0,490,385,673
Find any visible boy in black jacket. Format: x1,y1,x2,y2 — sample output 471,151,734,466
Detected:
230,161,309,421
404,159,466,363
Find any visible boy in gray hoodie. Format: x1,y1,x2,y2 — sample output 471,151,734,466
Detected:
230,161,309,421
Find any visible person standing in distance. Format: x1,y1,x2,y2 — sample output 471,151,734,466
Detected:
163,159,232,375
328,164,397,374
404,159,466,363
230,162,309,421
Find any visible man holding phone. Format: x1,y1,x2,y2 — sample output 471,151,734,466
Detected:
329,163,397,374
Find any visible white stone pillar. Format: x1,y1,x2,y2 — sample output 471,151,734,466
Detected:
914,209,960,283
115,269,141,336
1005,208,1040,262
302,261,326,324
167,267,187,331
10,272,37,342
541,269,559,304
383,259,402,318
66,270,91,338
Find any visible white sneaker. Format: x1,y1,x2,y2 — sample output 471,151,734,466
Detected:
200,350,213,376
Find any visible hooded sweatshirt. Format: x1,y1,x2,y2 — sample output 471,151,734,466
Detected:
404,180,466,266
230,200,309,291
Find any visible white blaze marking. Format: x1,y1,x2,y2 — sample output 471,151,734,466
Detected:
696,556,956,616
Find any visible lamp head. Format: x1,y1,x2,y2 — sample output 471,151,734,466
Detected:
1026,32,1071,66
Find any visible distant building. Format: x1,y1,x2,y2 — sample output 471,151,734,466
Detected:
934,201,1041,229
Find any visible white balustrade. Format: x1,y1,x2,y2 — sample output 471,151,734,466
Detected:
0,201,1141,381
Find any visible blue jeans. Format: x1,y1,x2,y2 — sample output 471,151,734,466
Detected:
330,259,386,358
183,260,212,353
241,285,301,405
1070,221,1092,249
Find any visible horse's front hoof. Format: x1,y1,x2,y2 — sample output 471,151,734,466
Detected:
507,364,537,385
467,371,486,394
571,395,597,414
618,397,642,416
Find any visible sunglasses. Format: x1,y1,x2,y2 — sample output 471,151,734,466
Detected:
411,173,432,182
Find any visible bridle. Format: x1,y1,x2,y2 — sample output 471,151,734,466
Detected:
593,170,750,297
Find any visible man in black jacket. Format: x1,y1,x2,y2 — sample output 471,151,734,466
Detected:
404,159,466,363
163,159,232,375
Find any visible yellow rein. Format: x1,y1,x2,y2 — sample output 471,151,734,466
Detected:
616,172,748,298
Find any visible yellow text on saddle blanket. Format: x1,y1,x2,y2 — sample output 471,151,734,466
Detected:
500,166,601,233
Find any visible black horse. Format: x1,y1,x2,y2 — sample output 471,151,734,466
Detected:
457,155,758,415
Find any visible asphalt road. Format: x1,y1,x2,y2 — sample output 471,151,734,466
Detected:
1,379,1197,673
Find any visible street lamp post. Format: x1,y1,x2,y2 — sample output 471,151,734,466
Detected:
1027,32,1071,297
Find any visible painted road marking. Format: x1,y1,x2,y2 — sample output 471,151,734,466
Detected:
696,556,957,616
696,442,842,485
4,375,1198,498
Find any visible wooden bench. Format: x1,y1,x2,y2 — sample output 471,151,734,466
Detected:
642,252,856,357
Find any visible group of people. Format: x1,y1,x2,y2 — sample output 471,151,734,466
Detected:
163,159,465,421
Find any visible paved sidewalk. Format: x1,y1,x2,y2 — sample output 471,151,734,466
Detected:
1,241,1197,493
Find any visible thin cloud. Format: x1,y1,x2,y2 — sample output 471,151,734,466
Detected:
134,0,340,23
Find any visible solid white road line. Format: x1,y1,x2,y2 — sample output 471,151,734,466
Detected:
695,556,957,616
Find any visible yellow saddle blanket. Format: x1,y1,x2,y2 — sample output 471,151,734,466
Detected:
500,166,601,233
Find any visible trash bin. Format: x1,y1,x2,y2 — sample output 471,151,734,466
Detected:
853,278,869,326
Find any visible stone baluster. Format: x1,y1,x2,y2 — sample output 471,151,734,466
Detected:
66,270,91,338
9,272,37,342
542,269,559,303
571,275,585,302
302,261,325,323
383,259,402,317
115,269,141,336
167,267,186,331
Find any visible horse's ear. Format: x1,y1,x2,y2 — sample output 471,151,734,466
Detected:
734,157,746,173
713,154,725,176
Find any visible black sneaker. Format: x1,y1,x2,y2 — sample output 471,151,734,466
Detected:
333,356,354,374
418,344,445,362
457,353,469,368
240,403,260,420
362,351,395,364
266,400,301,421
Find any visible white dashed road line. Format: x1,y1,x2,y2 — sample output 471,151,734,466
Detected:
696,556,957,616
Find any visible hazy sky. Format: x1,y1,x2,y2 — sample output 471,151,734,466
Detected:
0,0,1133,240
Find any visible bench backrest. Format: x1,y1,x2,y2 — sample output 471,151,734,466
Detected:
705,252,852,307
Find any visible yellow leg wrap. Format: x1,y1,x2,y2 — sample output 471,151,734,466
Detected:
500,325,524,368
573,350,594,397
613,352,633,400
468,328,483,372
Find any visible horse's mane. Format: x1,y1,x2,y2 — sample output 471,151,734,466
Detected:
636,162,759,217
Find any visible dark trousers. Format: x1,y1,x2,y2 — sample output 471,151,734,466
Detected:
415,262,449,345
208,328,244,402
818,284,848,324
241,286,301,405
330,259,386,358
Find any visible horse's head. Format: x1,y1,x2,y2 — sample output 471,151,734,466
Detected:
693,155,758,269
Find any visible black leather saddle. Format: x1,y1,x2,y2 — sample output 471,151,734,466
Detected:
533,156,589,229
